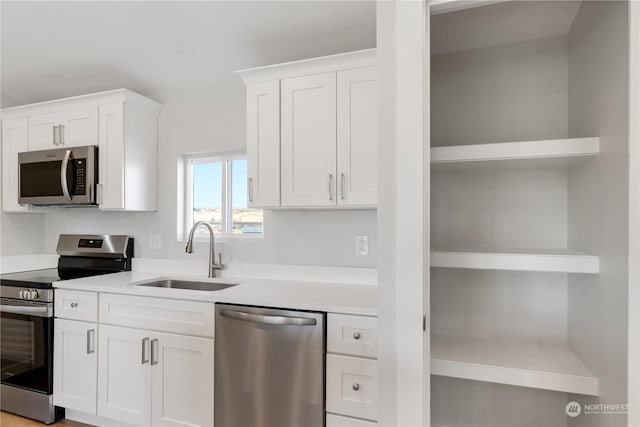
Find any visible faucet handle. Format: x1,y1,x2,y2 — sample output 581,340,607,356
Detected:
218,253,223,266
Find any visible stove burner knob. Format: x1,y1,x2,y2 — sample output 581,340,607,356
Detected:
29,290,38,300
19,290,25,299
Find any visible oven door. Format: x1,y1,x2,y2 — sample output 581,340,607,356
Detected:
0,298,54,394
18,146,97,206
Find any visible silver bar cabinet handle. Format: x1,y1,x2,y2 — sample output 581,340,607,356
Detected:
86,329,95,354
247,177,253,203
340,173,346,200
58,124,65,145
328,173,333,200
60,149,72,201
53,126,59,145
220,309,317,326
151,339,159,365
141,337,150,364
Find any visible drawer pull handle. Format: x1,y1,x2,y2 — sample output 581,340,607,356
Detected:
86,329,95,354
352,383,360,391
141,338,150,364
353,332,361,340
70,302,78,308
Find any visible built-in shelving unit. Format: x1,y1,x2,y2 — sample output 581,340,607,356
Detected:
431,334,599,396
431,248,600,274
431,137,600,171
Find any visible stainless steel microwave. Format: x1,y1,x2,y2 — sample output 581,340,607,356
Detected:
18,146,98,206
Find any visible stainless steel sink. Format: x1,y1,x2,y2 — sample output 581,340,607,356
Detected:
136,279,237,291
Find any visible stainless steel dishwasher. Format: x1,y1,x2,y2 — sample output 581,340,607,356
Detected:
215,304,326,427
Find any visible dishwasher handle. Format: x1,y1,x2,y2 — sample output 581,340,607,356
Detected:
219,309,317,326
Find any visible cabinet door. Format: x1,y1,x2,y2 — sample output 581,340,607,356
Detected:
337,67,377,206
281,72,337,206
246,81,280,208
59,107,98,147
27,112,59,151
98,103,125,210
97,324,151,426
151,332,214,427
53,319,98,414
1,117,30,212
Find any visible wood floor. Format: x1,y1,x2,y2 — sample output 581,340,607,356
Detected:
0,411,91,427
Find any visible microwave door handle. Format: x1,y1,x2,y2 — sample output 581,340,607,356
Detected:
60,149,72,201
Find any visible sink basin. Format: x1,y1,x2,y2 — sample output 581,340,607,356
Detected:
136,279,237,291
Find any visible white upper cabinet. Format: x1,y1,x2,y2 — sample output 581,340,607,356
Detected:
1,89,161,212
1,117,30,212
28,112,62,150
28,107,98,151
60,107,99,147
246,81,280,208
237,49,377,209
337,66,377,206
281,72,337,207
97,101,158,211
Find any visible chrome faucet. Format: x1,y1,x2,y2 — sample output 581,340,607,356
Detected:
185,221,224,278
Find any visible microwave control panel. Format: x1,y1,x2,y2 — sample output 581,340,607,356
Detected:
74,159,86,195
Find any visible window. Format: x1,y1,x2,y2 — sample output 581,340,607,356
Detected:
184,154,263,237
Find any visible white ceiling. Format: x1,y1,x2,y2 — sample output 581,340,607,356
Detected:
431,1,581,55
1,1,376,107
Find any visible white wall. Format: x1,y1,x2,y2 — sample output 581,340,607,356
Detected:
0,212,45,256
0,90,46,257
567,2,629,426
40,81,377,268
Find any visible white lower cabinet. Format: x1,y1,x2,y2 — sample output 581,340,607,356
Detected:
53,319,98,414
326,413,377,427
97,324,214,427
326,314,378,425
150,331,214,427
97,325,152,425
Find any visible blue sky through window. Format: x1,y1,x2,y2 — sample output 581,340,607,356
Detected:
231,159,248,209
192,159,248,209
193,162,221,208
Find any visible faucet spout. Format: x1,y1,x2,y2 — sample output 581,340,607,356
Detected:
185,221,224,278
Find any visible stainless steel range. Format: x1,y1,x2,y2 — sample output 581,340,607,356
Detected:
0,234,133,424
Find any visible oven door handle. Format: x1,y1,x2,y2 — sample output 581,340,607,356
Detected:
60,149,72,201
0,302,53,318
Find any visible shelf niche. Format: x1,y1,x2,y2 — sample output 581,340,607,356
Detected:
431,334,599,396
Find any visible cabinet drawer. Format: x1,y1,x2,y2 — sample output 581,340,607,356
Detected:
328,314,377,358
99,293,215,337
55,290,98,322
327,355,377,421
327,413,377,427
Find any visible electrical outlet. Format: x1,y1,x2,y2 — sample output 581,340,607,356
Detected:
149,233,162,249
355,235,368,256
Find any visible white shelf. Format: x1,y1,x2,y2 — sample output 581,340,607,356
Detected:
431,334,599,396
431,137,599,171
431,247,599,273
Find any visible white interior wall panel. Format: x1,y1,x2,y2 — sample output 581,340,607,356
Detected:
430,10,573,427
431,35,568,147
431,169,568,250
431,269,567,345
431,376,568,427
566,2,630,427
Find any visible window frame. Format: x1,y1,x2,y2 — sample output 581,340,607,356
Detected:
183,152,262,241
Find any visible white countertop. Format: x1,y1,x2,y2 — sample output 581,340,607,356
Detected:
53,271,377,316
